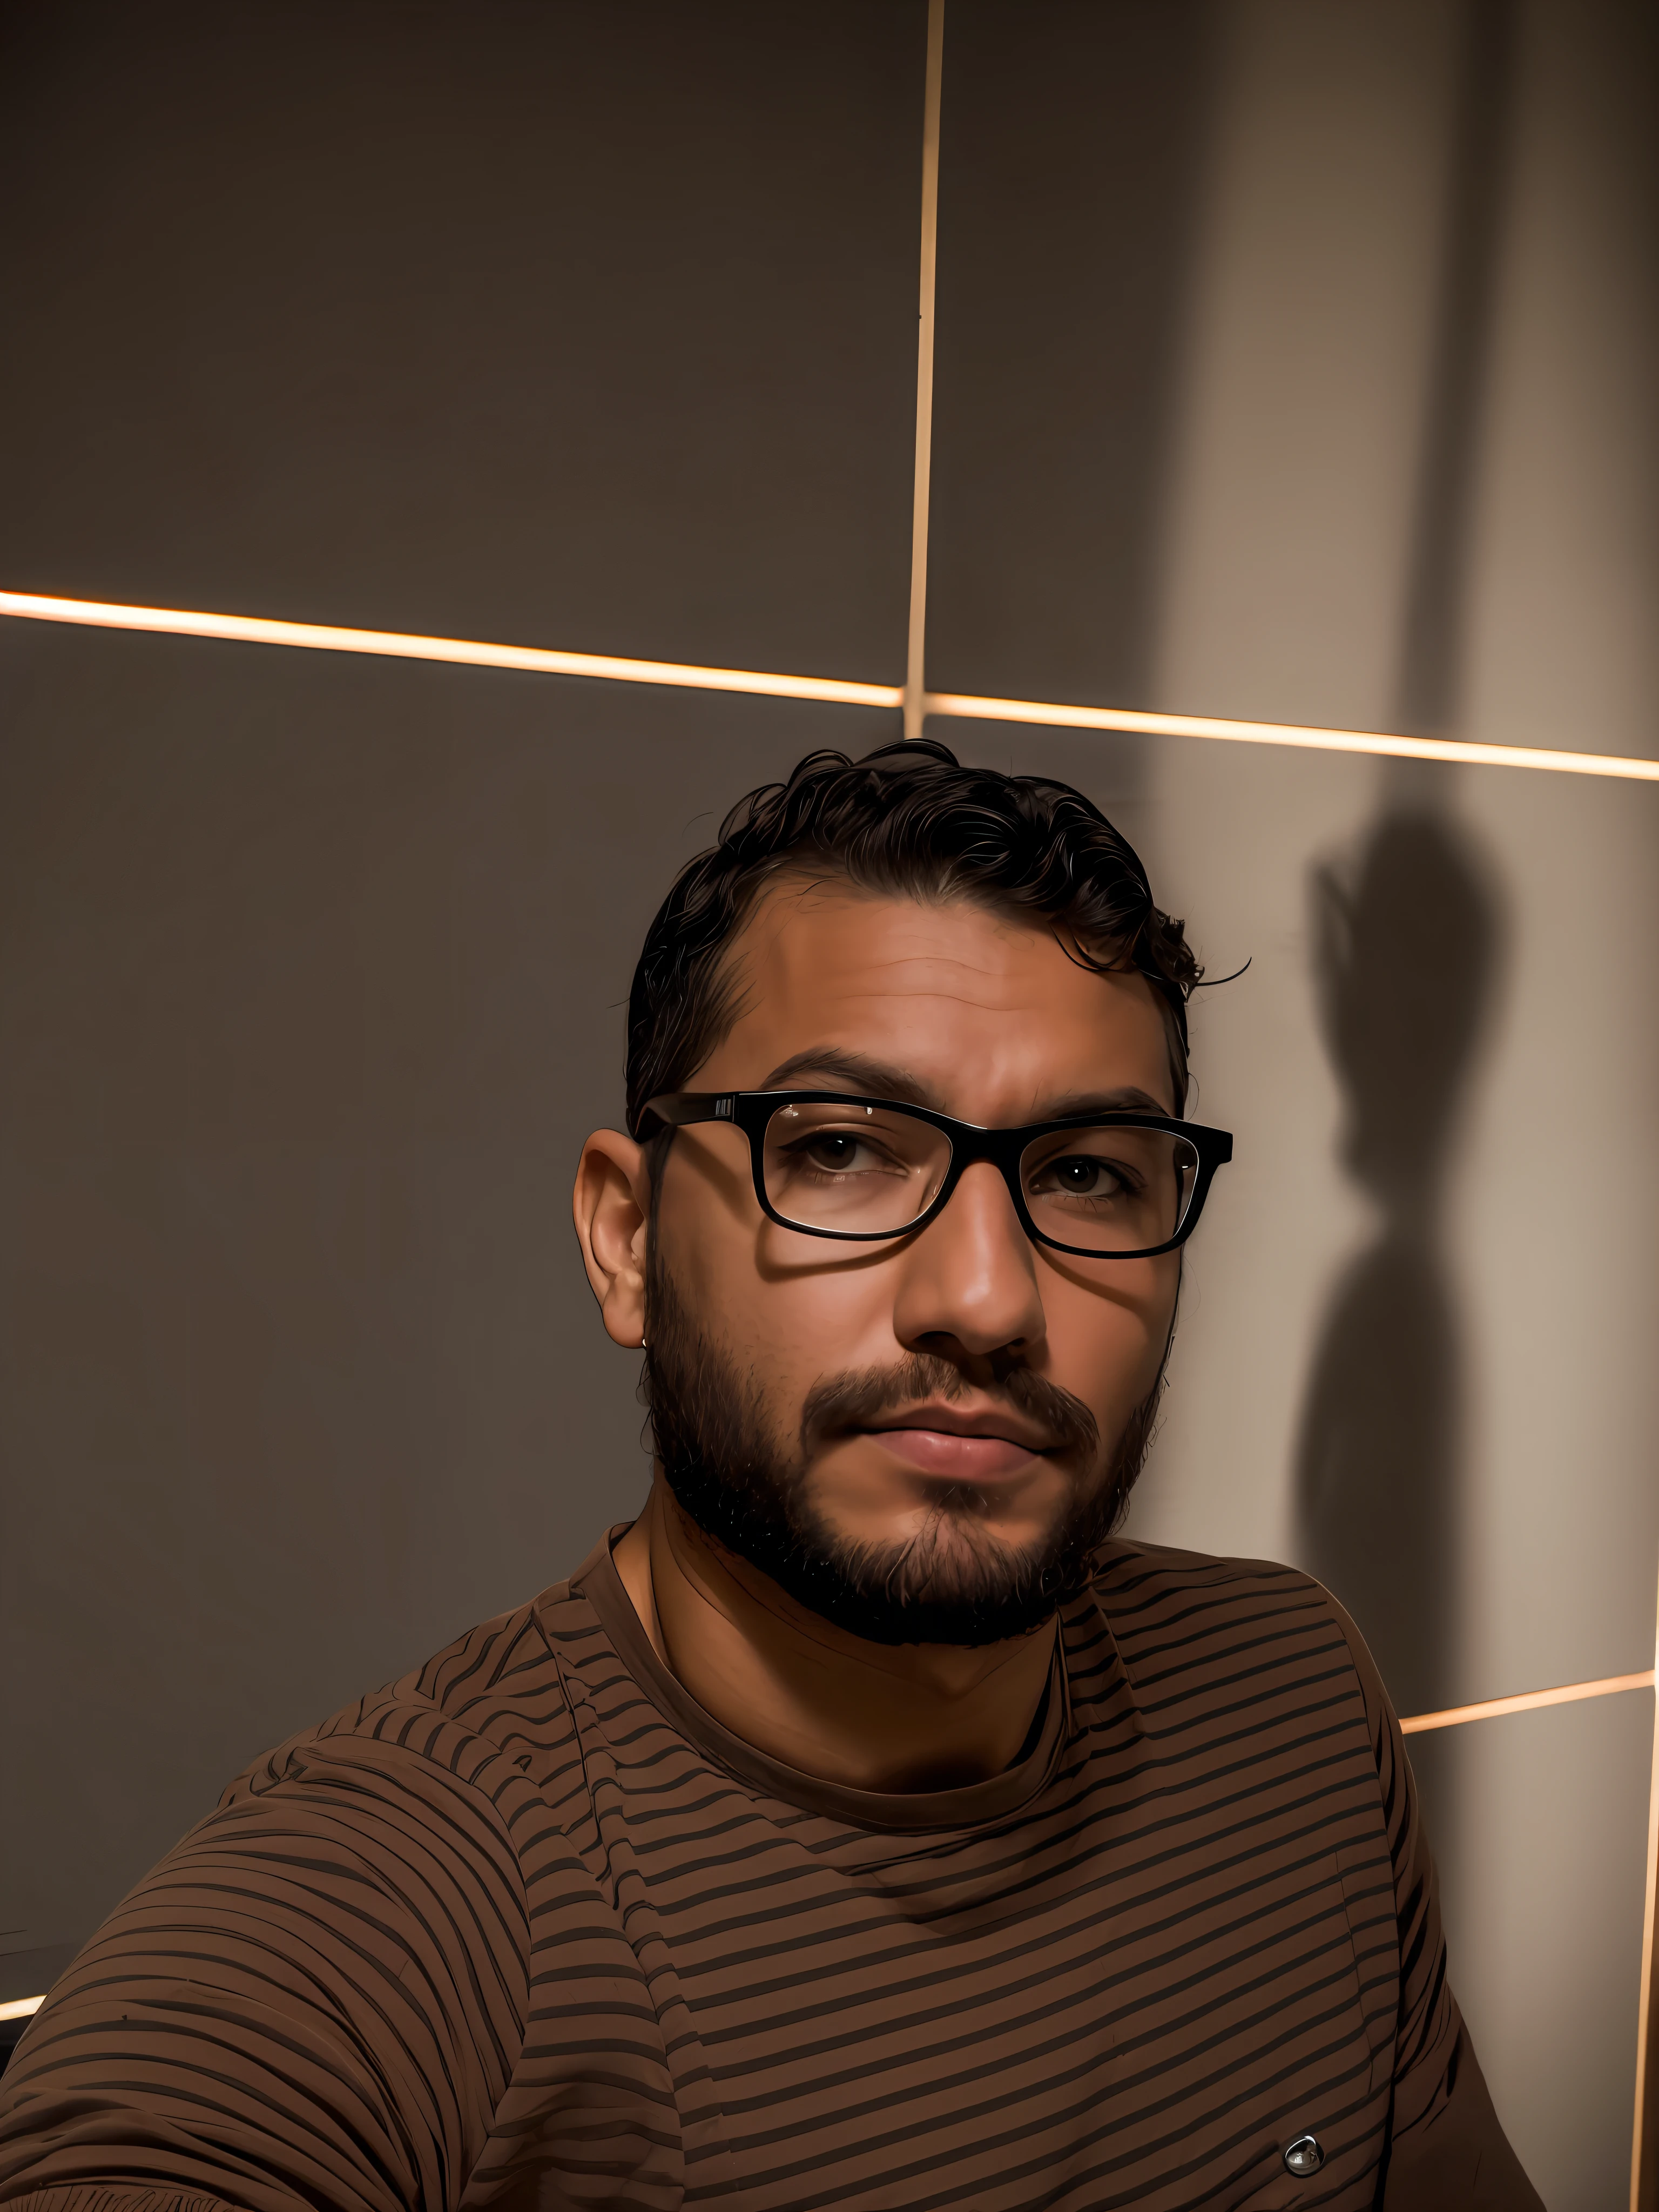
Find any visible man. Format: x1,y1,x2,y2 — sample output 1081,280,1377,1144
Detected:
1,742,1537,2209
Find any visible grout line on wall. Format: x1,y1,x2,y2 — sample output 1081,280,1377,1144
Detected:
903,0,945,744
1399,1668,1656,1736
6,592,1659,784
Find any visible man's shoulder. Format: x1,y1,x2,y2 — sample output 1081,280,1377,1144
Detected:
1084,1535,1391,1732
220,1540,618,1812
1090,1533,1331,1610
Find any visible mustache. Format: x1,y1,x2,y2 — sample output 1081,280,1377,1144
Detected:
800,1353,1100,1461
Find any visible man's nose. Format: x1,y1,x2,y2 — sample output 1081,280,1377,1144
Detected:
889,1160,1047,1360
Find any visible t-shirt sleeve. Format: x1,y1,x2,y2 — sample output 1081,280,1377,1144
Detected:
1325,1597,1544,2212
0,1703,534,2212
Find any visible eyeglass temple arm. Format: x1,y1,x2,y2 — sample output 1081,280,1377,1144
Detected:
638,1091,734,1134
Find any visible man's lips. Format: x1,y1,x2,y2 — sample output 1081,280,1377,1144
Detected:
860,1407,1054,1482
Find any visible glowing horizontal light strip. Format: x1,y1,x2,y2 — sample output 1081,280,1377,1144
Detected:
6,591,1659,781
925,689,1659,784
0,593,903,712
0,1994,44,2022
1400,1668,1656,1735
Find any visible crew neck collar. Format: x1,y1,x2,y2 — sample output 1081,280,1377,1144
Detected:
572,1526,1071,1834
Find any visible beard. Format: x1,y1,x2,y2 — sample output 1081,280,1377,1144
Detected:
640,1239,1169,1649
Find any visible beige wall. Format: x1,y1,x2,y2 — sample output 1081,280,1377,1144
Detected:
1112,5,1659,2203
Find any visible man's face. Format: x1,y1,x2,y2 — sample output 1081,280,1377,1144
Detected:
643,882,1184,1644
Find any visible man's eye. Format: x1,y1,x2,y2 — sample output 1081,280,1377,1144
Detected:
1057,1158,1104,1192
805,1134,862,1172
1034,1155,1130,1198
1062,1157,1111,1192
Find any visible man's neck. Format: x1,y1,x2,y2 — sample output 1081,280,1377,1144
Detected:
610,1477,1057,1795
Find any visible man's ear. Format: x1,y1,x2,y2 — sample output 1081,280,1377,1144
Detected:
572,1129,653,1348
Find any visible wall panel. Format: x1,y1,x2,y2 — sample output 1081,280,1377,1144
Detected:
0,0,924,678
926,0,1215,709
0,617,894,1988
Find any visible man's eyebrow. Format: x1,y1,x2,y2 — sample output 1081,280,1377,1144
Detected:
754,1055,1171,1121
1040,1084,1170,1118
756,1048,941,1109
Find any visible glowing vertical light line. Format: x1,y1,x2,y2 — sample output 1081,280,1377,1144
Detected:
903,0,945,743
1631,1558,1659,2211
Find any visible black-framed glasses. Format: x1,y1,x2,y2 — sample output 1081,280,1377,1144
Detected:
643,1091,1233,1259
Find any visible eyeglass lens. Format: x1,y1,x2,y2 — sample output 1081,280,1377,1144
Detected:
761,1101,1197,1252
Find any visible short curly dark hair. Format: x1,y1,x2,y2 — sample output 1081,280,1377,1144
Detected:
625,738,1202,1135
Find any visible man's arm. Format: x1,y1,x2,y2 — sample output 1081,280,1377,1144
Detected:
0,1705,534,2212
1382,2033,1546,2211
1328,1596,1543,2211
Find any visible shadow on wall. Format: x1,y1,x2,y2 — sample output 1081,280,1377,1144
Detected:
1296,804,1502,1720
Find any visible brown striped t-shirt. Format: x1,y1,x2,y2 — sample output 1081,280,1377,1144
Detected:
0,1533,1540,2210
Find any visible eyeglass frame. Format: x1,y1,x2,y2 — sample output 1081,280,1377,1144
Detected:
640,1090,1234,1260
